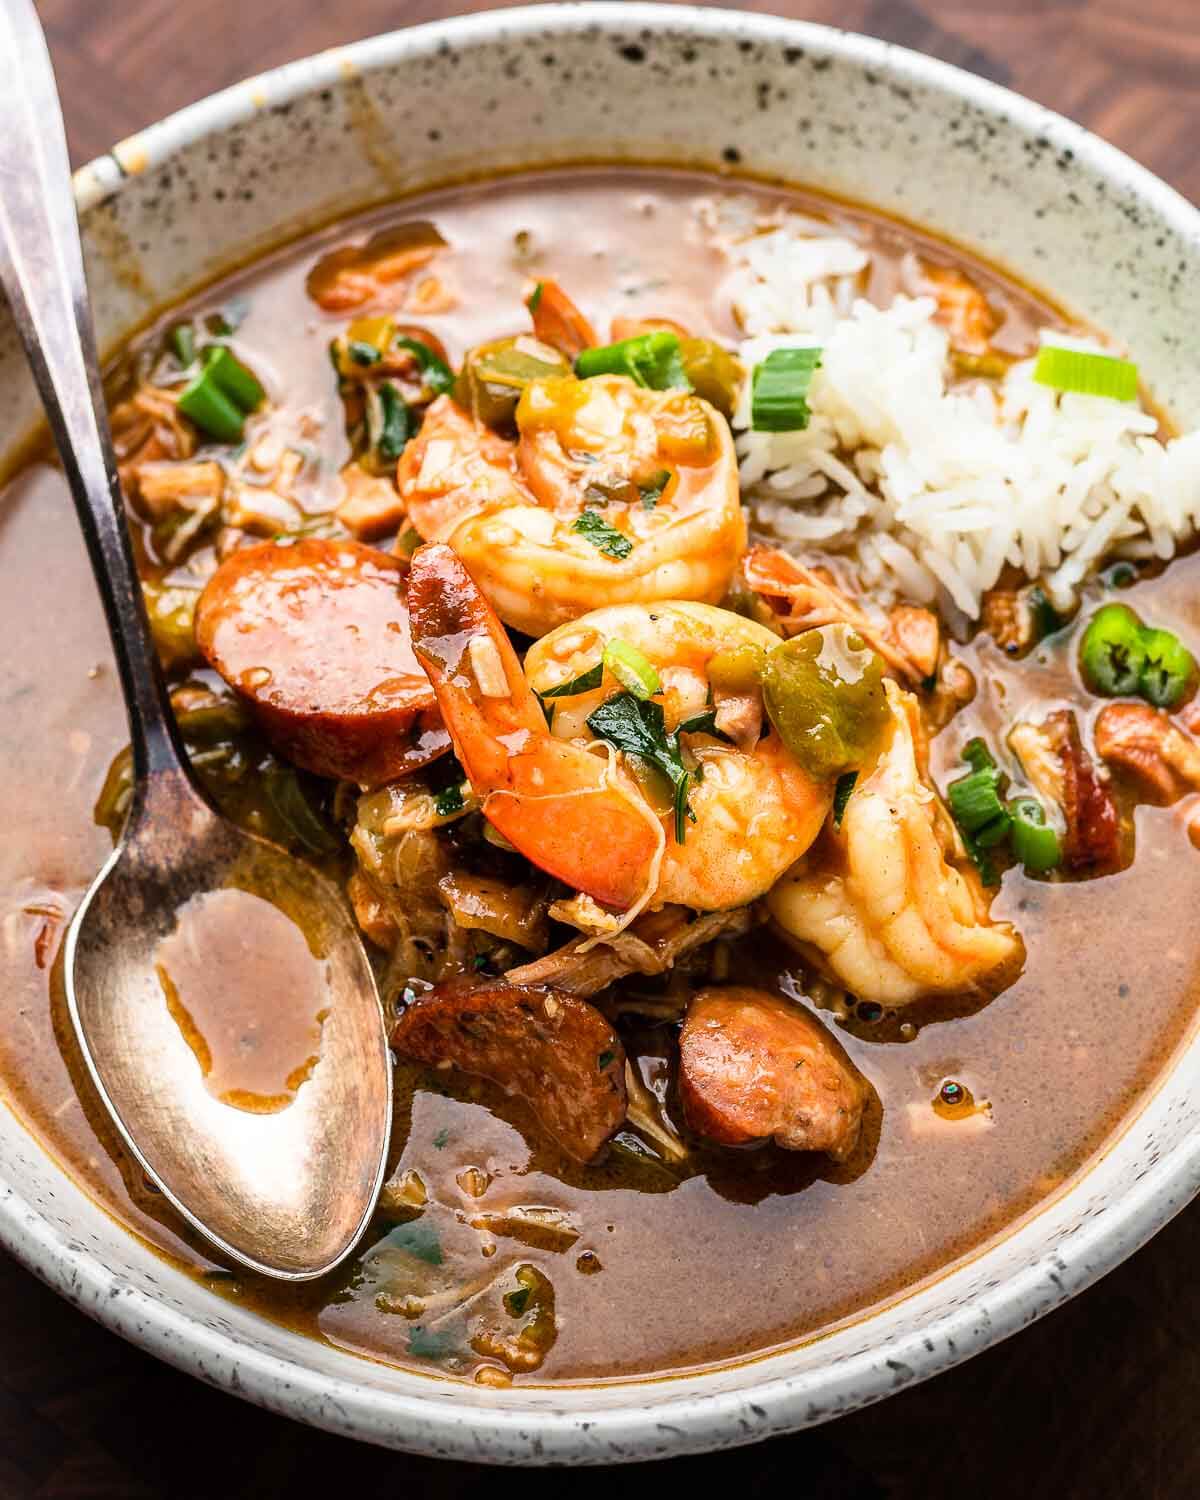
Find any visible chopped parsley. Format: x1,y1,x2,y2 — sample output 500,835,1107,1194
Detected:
833,771,858,827
394,335,454,395
572,508,633,560
432,1128,450,1150
539,662,604,699
638,469,671,510
433,782,465,817
587,691,695,844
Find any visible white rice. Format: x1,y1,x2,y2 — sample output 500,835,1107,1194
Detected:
723,212,1200,620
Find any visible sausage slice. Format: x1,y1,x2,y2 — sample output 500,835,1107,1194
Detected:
678,986,867,1160
195,537,448,786
390,980,626,1163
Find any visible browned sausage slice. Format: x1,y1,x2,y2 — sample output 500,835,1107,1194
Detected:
390,980,626,1163
195,537,448,787
678,986,867,1160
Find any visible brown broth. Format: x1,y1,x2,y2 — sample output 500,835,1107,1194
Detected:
1,168,1198,1385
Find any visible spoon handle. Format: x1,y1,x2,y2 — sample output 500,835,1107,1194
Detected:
0,0,187,782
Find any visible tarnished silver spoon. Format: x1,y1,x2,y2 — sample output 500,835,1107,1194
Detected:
0,0,391,1280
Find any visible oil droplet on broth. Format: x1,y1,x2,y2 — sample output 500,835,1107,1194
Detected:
155,888,330,1114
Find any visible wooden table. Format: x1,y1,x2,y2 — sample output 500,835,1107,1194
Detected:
7,2,1200,1493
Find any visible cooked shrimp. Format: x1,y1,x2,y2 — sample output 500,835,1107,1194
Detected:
407,544,830,917
769,681,1021,1004
398,373,745,637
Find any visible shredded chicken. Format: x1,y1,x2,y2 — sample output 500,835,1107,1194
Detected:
1010,711,1121,869
336,460,407,541
506,905,756,999
111,385,196,492
1094,702,1200,803
741,545,939,686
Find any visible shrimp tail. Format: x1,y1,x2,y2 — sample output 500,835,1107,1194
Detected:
407,544,661,909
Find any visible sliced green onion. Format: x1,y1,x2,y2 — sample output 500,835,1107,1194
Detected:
169,323,196,366
178,372,246,443
750,347,822,432
832,770,858,827
539,662,604,699
571,508,633,560
947,767,1007,835
575,331,690,391
961,737,998,775
526,281,544,314
348,338,382,366
1008,796,1061,873
203,345,265,412
1033,344,1138,402
603,639,661,700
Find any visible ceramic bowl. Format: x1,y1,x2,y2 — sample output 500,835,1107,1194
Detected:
3,2,1200,1465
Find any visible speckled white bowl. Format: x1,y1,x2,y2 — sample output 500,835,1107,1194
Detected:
3,2,1200,1465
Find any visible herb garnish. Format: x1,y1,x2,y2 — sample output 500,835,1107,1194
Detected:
832,770,858,827
348,339,382,366
572,509,633,560
539,662,604,699
375,383,415,461
433,782,465,817
394,336,455,395
598,1049,616,1071
587,691,694,843
638,469,672,510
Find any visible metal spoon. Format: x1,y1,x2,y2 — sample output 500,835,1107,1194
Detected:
0,0,392,1280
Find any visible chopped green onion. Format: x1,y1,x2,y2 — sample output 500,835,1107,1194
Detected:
947,768,1008,835
572,508,633,560
394,336,454,395
177,372,247,443
348,338,382,366
527,281,544,314
169,323,196,366
539,662,604,699
202,345,265,412
750,347,822,432
832,770,858,827
1033,344,1138,402
1008,795,1062,874
603,639,661,700
961,737,997,775
575,331,690,391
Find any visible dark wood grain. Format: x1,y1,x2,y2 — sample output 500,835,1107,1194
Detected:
7,1,1200,1494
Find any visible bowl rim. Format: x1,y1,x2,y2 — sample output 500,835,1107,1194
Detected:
6,0,1200,1465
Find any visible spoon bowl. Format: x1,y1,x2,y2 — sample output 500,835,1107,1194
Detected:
67,767,392,1279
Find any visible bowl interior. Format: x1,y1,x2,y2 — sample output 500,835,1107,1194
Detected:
3,2,1200,1464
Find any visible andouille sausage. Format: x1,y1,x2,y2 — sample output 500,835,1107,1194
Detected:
678,986,867,1160
390,980,627,1163
195,537,449,787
